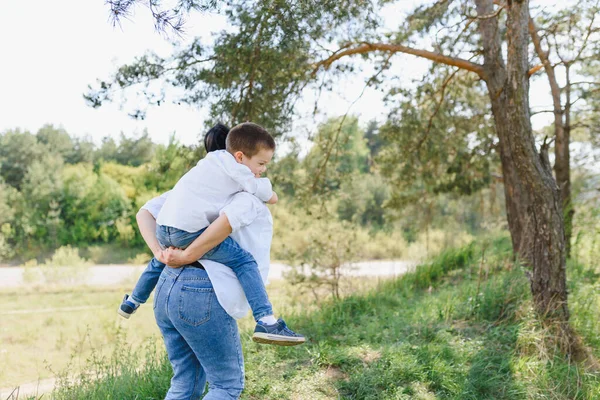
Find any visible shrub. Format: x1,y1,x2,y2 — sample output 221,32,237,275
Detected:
23,245,90,285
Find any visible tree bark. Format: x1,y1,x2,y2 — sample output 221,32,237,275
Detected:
529,17,573,258
475,0,531,256
560,65,573,258
478,1,572,344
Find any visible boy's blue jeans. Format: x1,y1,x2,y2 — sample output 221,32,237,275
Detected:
131,224,273,321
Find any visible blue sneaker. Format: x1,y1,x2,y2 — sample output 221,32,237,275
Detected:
252,319,305,346
117,294,139,319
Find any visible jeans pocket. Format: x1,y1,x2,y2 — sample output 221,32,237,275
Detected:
153,277,166,310
178,286,213,326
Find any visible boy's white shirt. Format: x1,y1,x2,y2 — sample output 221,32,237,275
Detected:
142,191,273,320
156,149,273,233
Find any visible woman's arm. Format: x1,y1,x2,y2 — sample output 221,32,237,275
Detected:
161,213,233,267
136,209,163,259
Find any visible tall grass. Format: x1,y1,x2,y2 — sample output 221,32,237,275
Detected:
48,331,172,400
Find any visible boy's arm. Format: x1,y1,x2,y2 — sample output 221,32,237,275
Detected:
217,152,273,202
233,171,273,202
161,214,233,267
249,177,274,203
267,191,278,205
136,191,170,262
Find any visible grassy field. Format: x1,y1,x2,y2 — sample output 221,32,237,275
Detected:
0,265,382,394
0,284,162,389
11,236,600,399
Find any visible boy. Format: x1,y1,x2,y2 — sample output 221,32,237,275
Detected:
119,122,304,346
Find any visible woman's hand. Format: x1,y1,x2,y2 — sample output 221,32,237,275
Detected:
160,247,197,268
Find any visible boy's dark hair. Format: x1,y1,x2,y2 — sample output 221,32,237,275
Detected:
226,122,275,157
204,123,230,153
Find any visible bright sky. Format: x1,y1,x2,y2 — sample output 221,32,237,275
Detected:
0,0,554,147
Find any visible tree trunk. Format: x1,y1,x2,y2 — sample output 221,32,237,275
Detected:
476,1,574,352
555,107,573,259
529,18,573,258
475,0,530,256
559,65,573,258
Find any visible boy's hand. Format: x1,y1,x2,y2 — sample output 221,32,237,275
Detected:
267,191,278,205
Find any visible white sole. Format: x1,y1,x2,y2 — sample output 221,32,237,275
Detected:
252,332,306,346
117,308,132,319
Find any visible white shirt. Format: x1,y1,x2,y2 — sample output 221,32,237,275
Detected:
156,150,273,233
142,191,273,319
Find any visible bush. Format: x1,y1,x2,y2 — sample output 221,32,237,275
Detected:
23,245,90,285
284,218,359,299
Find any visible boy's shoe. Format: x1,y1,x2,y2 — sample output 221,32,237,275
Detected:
252,319,305,346
117,294,139,319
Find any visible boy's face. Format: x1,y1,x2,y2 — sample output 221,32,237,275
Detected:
234,148,274,177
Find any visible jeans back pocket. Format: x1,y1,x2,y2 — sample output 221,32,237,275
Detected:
178,286,213,326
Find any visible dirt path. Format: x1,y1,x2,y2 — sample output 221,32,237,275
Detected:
0,260,416,289
0,378,55,399
0,305,104,316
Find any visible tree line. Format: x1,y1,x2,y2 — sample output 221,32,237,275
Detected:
0,125,202,260
1,113,514,264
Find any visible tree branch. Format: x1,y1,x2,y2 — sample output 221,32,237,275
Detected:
531,109,555,116
468,5,505,20
416,68,461,150
569,81,600,87
573,0,599,62
528,64,544,76
529,16,562,114
310,54,393,193
313,42,485,79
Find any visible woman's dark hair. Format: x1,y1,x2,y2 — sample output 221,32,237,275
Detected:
204,123,230,153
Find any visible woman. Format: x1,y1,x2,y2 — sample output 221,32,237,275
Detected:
137,123,274,399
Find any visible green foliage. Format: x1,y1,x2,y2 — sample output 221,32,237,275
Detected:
300,116,369,201
88,0,378,135
532,0,600,145
142,136,202,193
49,335,171,400
21,153,65,245
363,119,383,169
95,131,156,166
266,142,302,197
0,129,45,188
337,173,389,227
23,245,91,285
0,181,19,259
270,202,408,263
399,241,476,290
0,128,191,260
0,118,509,265
36,124,75,161
284,217,359,299
378,68,496,208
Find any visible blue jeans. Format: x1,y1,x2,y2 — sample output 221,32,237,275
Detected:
133,224,273,320
154,266,244,399
131,257,166,304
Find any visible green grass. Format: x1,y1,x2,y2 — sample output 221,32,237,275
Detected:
15,236,600,399
0,284,163,390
